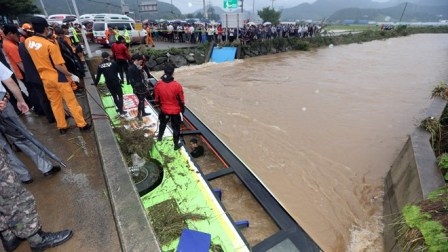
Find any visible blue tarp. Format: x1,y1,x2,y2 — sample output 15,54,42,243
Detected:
210,47,237,63
177,229,211,252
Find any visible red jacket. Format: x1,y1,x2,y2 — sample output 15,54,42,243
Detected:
154,79,184,115
111,43,130,61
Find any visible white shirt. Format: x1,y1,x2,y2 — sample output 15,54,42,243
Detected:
167,24,174,33
0,62,12,92
207,27,215,35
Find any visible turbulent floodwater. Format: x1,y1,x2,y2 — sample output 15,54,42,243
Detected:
161,34,448,251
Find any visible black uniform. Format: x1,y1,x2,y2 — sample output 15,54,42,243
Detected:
128,64,149,119
18,43,55,123
94,59,125,114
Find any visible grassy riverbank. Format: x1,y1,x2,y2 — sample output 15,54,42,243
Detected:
395,83,448,251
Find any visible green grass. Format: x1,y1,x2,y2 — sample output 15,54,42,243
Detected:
326,24,380,32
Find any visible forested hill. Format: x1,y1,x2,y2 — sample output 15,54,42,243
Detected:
329,2,448,23
280,0,448,22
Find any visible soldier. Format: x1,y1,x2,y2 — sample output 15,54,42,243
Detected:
0,148,73,252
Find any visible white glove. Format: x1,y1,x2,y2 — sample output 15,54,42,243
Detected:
71,74,80,83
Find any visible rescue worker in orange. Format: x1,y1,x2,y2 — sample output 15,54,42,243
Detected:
19,23,33,43
61,25,74,48
145,24,155,47
105,26,117,47
25,17,91,134
1,24,33,114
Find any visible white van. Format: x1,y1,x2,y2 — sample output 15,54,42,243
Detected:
47,14,78,25
92,14,146,46
79,14,95,23
93,13,135,22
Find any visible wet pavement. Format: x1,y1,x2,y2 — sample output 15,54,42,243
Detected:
8,91,121,252
4,41,194,252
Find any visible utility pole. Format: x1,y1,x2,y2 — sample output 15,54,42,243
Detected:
66,0,73,14
39,0,48,17
252,0,255,21
203,0,208,19
399,2,408,23
271,0,275,9
240,0,243,13
71,0,92,58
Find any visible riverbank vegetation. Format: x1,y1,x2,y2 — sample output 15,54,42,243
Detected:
239,25,448,55
396,81,448,251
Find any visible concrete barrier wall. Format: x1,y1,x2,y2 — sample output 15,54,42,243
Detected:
383,97,447,251
84,67,162,251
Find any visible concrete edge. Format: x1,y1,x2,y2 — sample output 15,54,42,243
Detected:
83,71,161,252
383,96,447,251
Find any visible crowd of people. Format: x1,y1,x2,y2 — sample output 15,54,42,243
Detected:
142,22,322,45
0,16,96,251
0,14,226,251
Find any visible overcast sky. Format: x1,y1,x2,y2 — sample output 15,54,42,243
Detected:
158,0,315,14
157,0,391,14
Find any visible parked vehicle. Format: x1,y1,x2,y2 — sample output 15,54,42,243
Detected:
79,14,95,23
92,13,146,46
47,14,78,25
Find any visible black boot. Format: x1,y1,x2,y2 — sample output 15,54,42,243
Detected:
0,233,23,252
29,229,73,252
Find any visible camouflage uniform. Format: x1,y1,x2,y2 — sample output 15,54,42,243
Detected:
0,149,41,239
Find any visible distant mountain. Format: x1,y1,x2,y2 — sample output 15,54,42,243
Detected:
31,0,448,23
280,0,390,21
279,0,448,22
388,0,447,7
32,0,183,20
328,2,448,22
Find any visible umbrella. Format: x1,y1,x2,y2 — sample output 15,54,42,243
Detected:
2,115,67,167
185,19,196,24
263,21,272,26
63,16,77,23
247,21,256,26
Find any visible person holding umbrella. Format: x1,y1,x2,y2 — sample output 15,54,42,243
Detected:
0,61,63,184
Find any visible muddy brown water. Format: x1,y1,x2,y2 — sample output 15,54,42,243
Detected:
159,34,448,251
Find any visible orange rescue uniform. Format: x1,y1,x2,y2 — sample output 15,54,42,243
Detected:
25,35,87,129
2,39,24,80
145,26,155,47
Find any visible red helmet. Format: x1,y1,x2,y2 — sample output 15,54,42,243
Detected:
21,23,33,31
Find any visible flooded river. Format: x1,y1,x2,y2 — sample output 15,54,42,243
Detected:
168,34,448,251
